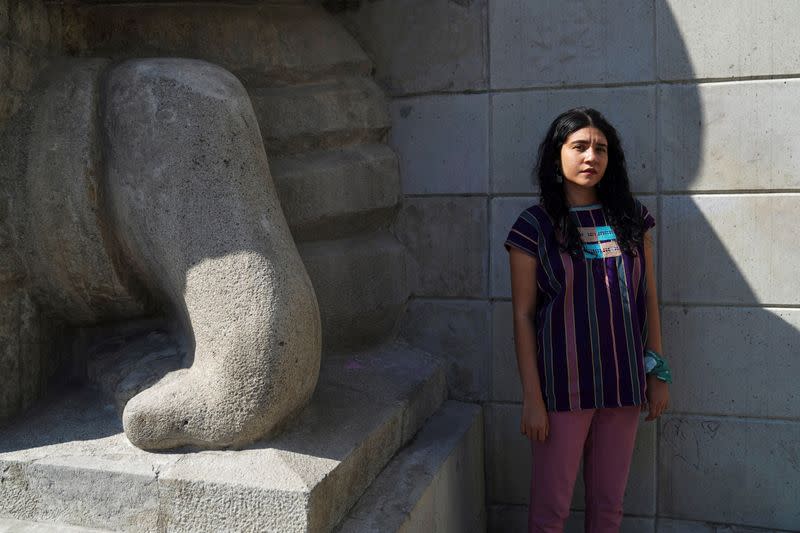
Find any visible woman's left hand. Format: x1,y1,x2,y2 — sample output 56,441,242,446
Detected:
643,375,670,421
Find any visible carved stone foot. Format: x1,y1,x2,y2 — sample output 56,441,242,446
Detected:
103,59,321,450
123,368,277,450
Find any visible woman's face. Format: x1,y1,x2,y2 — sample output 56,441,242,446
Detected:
558,126,608,191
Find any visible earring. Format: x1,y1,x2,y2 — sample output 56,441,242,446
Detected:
555,169,563,183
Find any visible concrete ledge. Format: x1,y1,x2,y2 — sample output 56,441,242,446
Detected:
0,341,447,533
338,401,485,533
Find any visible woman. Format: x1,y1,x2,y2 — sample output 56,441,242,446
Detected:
505,107,671,532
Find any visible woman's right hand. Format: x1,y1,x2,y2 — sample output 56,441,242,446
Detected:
521,397,549,442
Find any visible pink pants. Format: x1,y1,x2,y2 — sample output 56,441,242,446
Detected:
528,405,640,533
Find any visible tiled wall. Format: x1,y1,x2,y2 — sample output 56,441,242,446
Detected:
342,1,800,531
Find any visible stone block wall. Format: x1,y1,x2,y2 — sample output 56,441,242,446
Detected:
341,1,800,531
340,0,491,407
0,0,62,424
0,0,55,124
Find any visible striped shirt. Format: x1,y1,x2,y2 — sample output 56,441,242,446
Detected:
505,201,656,412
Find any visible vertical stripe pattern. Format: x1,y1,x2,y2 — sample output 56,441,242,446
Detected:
504,201,655,412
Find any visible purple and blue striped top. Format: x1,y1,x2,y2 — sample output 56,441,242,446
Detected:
505,201,656,412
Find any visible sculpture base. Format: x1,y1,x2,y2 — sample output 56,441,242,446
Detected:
0,342,447,532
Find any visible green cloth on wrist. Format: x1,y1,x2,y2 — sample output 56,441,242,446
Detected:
644,349,672,384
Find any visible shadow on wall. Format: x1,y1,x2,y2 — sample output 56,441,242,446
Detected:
654,1,798,528
484,1,799,530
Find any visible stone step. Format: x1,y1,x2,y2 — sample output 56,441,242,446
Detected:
252,76,390,157
298,231,407,353
272,143,401,242
59,3,372,88
337,401,486,533
0,341,447,533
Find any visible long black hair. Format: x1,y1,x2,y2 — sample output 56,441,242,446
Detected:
535,107,647,256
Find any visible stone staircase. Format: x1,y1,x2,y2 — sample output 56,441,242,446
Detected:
0,2,485,532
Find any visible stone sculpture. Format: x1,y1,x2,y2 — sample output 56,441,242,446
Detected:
1,58,322,451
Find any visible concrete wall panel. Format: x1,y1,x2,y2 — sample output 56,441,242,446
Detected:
489,0,654,89
484,403,529,505
491,87,657,195
393,197,487,298
659,416,800,531
661,195,800,305
663,306,800,419
400,299,490,402
491,301,521,403
340,0,487,95
658,0,800,81
389,94,488,195
660,80,800,191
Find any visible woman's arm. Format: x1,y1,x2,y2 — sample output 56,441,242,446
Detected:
644,232,662,353
643,232,669,421
509,248,549,441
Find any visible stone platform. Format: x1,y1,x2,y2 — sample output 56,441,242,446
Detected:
0,342,447,532
338,401,485,532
